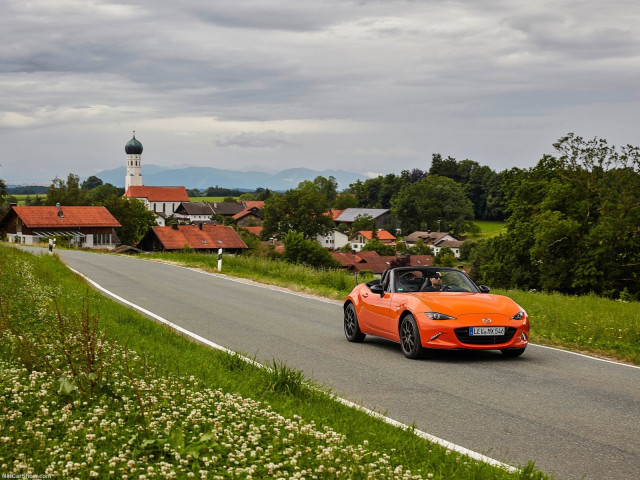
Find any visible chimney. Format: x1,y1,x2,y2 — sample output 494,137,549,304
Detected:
172,223,178,230
56,203,61,210
198,223,203,230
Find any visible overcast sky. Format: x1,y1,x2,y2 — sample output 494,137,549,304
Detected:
1,0,639,184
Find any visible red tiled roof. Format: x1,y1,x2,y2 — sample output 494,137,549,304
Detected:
242,201,265,210
123,186,190,202
330,209,345,221
354,250,380,261
151,224,247,250
354,257,393,274
407,255,434,266
330,252,361,267
233,207,261,220
10,206,120,228
358,230,396,241
242,226,263,237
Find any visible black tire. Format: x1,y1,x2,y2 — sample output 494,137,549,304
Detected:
400,314,423,359
344,303,366,343
501,348,526,357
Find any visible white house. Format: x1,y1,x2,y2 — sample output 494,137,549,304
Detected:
316,229,350,250
403,231,463,258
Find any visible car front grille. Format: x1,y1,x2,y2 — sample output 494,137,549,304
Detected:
454,327,517,345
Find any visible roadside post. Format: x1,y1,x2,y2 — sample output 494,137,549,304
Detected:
218,248,222,272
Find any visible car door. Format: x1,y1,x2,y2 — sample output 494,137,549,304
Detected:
360,287,393,335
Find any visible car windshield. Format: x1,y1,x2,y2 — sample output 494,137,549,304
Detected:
394,268,478,293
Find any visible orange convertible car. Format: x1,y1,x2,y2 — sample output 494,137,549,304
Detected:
344,266,529,359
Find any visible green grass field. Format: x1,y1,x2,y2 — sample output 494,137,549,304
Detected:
467,220,507,239
0,244,547,479
189,196,232,203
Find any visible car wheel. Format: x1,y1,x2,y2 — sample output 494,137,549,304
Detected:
501,348,526,357
400,314,423,359
344,303,366,343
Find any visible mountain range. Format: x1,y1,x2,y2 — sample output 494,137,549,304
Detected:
90,165,367,191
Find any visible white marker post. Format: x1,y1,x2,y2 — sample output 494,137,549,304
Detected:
217,248,222,272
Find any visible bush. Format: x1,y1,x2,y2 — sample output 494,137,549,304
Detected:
283,231,341,269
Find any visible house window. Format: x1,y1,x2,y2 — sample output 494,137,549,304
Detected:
93,233,110,245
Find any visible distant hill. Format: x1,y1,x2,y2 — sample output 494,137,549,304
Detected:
88,165,366,191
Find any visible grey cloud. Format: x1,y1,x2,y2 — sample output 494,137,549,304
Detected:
1,0,639,184
215,131,298,149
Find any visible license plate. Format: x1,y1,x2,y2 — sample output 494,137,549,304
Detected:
470,327,505,336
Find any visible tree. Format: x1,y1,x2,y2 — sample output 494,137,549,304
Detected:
361,238,394,256
473,133,640,298
313,176,338,204
410,239,434,256
351,214,377,235
333,193,359,209
0,178,7,206
46,174,91,206
262,188,334,240
391,175,475,237
434,246,455,267
81,176,103,191
282,230,341,269
88,184,123,204
102,196,157,246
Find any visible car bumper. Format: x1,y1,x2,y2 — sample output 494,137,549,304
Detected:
419,323,529,350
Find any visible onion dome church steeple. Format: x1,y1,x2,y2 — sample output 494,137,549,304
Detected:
125,131,143,190
125,132,143,155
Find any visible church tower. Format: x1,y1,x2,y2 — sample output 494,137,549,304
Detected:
125,131,143,190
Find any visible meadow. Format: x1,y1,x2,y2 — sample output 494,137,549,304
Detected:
467,220,507,239
0,244,547,479
189,196,232,203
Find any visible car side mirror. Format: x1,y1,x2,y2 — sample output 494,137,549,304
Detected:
370,283,385,296
478,285,490,293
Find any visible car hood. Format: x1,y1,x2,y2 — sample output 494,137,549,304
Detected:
414,292,521,316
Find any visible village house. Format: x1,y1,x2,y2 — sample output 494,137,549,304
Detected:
334,208,391,229
349,230,396,252
233,206,262,227
316,229,350,250
330,251,433,274
138,224,248,253
403,231,464,258
173,202,216,223
0,204,121,250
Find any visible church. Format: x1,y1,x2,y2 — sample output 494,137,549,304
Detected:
121,132,189,226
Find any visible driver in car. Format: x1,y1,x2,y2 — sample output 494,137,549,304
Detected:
422,272,443,292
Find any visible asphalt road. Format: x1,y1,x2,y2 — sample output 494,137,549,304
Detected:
22,248,640,479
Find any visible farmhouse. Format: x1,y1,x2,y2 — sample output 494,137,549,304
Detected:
316,229,350,250
138,224,248,253
349,230,396,252
173,202,216,223
334,208,391,229
0,205,121,249
404,231,463,258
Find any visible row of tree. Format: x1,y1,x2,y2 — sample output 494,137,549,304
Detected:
468,134,640,299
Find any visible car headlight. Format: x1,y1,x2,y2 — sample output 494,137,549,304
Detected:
511,311,526,320
425,312,456,320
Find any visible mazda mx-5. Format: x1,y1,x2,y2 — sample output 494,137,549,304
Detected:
343,266,529,359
